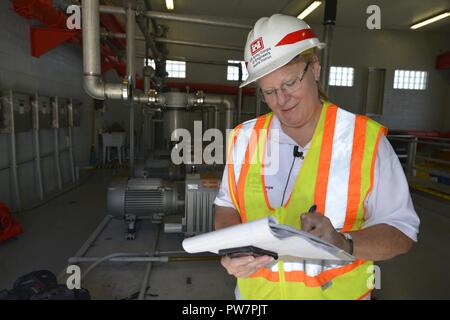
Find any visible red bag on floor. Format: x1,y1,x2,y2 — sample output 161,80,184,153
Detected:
0,202,23,243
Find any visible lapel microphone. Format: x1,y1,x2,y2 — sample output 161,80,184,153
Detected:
293,146,304,160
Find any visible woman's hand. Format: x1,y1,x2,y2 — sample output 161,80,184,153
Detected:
301,212,350,252
220,255,275,278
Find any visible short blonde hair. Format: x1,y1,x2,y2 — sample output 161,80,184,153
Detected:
289,48,329,101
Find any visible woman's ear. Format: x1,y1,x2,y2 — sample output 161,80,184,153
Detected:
311,56,321,82
314,64,321,82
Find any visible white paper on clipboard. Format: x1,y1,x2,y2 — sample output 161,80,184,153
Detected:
182,216,354,262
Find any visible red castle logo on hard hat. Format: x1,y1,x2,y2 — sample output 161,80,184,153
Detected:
250,37,264,56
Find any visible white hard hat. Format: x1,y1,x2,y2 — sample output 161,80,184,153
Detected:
240,14,326,88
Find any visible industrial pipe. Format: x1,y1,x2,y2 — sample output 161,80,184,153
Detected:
153,37,243,52
136,5,160,59
189,94,236,130
320,0,337,95
126,1,137,176
99,5,253,30
102,32,243,52
82,0,127,100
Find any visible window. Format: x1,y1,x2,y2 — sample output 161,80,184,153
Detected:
329,66,354,87
144,59,186,78
166,60,186,78
144,58,156,69
227,60,249,81
393,70,427,90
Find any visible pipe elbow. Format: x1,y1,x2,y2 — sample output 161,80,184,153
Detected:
222,96,235,110
83,75,105,100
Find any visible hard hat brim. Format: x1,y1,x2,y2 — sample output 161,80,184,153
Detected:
239,42,326,88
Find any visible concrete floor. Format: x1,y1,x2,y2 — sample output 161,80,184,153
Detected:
0,170,449,299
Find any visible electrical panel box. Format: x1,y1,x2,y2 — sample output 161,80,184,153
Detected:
68,99,82,127
0,90,32,133
0,92,12,133
38,95,52,130
31,94,52,130
51,97,58,128
58,98,69,128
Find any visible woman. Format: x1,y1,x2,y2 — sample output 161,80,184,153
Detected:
214,14,420,300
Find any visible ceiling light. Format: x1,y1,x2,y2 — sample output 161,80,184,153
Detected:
165,0,174,11
297,1,322,20
410,11,450,29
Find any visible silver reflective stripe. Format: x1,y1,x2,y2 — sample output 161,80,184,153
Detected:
281,261,347,277
231,119,257,181
324,108,356,229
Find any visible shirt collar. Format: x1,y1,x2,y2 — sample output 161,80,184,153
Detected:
268,114,311,149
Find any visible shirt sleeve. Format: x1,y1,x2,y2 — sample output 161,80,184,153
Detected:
363,135,421,241
213,164,236,208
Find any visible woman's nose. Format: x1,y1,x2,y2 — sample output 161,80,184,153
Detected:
275,88,289,106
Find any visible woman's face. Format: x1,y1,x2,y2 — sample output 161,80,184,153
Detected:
257,56,321,129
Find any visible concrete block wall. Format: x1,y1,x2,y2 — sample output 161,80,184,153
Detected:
0,2,93,211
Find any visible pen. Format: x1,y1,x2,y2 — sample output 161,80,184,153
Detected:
308,204,317,213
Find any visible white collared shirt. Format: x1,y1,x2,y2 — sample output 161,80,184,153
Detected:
214,115,420,241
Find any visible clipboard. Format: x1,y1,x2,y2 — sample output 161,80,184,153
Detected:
182,216,354,262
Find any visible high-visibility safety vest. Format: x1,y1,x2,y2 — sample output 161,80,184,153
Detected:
226,101,387,300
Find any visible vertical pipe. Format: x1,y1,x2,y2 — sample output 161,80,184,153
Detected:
7,91,22,211
237,65,243,123
224,108,233,131
32,94,44,200
237,88,242,124
320,25,333,94
126,1,136,176
53,97,62,190
68,99,76,182
68,127,76,182
319,0,337,95
143,67,152,159
202,108,209,132
406,137,418,182
213,107,219,129
255,86,261,117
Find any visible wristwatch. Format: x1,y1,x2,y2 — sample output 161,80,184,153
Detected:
341,232,354,255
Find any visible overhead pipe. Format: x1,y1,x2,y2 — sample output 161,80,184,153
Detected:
137,54,242,68
102,31,243,52
99,5,253,30
82,0,128,100
153,38,243,52
166,82,256,96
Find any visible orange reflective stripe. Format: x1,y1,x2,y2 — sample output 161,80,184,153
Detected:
250,267,280,282
357,289,372,300
249,259,367,287
227,124,243,213
342,116,367,232
284,259,366,286
237,116,267,222
314,105,338,214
